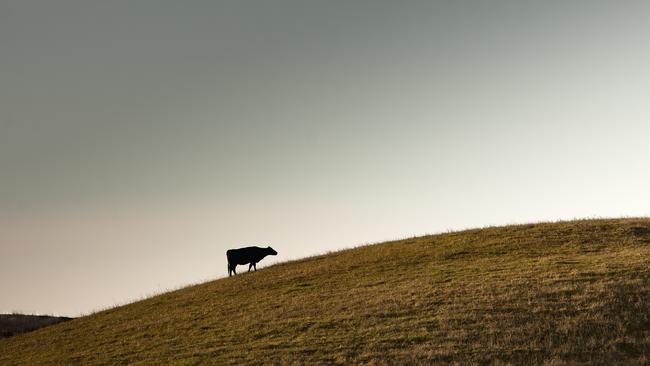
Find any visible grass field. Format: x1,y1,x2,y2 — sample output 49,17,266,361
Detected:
3,218,650,364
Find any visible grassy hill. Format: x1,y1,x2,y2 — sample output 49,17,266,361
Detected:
3,218,650,364
0,314,71,339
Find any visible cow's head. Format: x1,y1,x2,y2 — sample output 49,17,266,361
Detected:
267,246,278,255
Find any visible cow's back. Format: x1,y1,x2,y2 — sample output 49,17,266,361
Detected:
227,246,264,265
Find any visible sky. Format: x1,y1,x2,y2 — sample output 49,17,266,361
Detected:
2,0,650,316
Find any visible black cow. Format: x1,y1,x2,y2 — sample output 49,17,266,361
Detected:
227,246,278,277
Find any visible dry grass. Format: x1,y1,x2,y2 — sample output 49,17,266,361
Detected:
3,218,650,364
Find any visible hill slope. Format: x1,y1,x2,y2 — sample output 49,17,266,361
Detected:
3,218,650,364
0,314,72,339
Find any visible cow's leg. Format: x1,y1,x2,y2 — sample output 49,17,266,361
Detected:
228,263,231,277
248,263,253,272
232,264,237,275
254,263,257,271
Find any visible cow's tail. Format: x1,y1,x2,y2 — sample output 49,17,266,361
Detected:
226,251,231,276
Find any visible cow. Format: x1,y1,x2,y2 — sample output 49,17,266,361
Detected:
227,246,278,277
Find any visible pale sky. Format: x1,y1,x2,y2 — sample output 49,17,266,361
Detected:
2,1,650,316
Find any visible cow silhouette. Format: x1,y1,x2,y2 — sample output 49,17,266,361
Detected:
227,246,278,276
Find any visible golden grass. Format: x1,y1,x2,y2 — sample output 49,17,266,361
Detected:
3,218,650,364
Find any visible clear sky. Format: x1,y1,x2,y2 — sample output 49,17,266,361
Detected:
2,1,650,316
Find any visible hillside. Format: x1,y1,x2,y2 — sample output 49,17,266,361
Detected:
0,314,71,339
3,218,650,364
